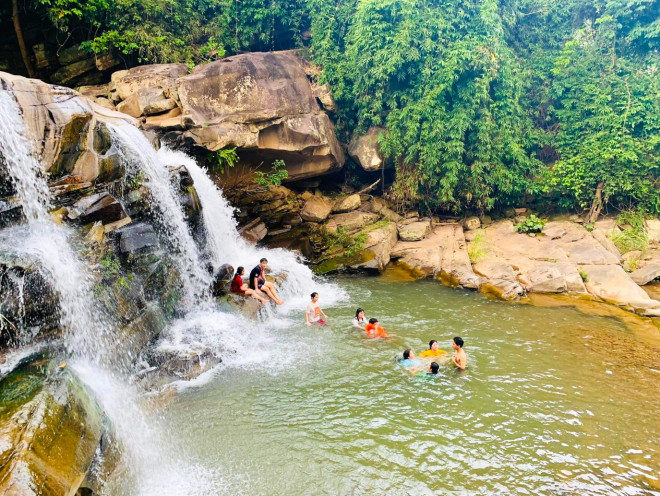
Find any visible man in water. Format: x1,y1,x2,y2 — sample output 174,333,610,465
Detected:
249,258,284,305
418,340,447,358
451,337,467,370
305,292,328,326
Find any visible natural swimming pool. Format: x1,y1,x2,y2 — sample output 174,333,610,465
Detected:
117,277,660,495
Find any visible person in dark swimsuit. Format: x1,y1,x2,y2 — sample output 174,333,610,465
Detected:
249,258,284,305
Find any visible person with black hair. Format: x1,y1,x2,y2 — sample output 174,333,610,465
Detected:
248,258,284,305
428,361,440,375
418,339,447,358
365,318,388,338
305,292,328,326
352,308,368,329
230,266,268,303
451,336,467,370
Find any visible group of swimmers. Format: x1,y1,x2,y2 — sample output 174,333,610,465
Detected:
230,258,285,305
230,262,468,372
306,292,467,372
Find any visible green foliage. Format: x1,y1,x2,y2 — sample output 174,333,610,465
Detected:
36,0,307,65
254,160,288,187
468,229,489,262
99,252,121,279
515,214,546,233
579,269,589,282
210,148,239,174
610,210,649,253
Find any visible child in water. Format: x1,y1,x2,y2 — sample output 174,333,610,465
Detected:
398,349,421,367
365,318,388,338
352,308,368,329
451,336,467,370
305,292,328,326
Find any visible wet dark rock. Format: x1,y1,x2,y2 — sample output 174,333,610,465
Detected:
0,256,60,348
79,193,127,225
117,223,159,254
211,263,234,296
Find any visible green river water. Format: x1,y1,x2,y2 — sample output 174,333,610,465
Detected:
159,277,660,495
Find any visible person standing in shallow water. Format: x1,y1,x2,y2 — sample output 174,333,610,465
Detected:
451,337,467,370
249,257,284,305
305,292,328,326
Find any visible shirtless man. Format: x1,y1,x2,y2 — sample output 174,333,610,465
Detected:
249,258,284,305
451,337,467,370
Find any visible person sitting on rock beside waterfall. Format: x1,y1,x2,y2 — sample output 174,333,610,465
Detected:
230,266,268,304
418,340,448,358
305,292,328,326
451,337,467,370
249,258,284,305
352,308,368,329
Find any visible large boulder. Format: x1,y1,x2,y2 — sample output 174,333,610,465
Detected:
109,64,188,102
348,127,386,172
580,264,660,310
0,72,134,184
108,52,345,181
0,357,104,496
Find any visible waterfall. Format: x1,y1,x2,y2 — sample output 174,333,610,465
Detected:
107,123,211,308
155,147,332,312
0,90,111,361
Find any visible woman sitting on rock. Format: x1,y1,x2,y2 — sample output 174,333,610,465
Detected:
230,267,268,304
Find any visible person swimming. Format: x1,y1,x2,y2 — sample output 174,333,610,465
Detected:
418,340,448,358
451,336,467,370
398,349,422,367
352,308,368,329
365,318,388,338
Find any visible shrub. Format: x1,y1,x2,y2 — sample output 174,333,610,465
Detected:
515,215,546,234
610,210,648,254
579,269,589,282
468,230,488,262
254,160,288,187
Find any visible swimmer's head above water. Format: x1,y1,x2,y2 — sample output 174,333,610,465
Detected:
403,349,415,360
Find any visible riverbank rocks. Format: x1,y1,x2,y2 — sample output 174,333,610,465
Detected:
332,194,361,213
301,196,333,222
0,357,104,496
397,220,431,241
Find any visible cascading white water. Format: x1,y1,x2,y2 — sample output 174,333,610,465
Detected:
107,123,211,308
155,147,339,312
0,90,227,495
0,90,110,360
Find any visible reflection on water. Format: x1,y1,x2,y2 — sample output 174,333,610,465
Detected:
157,279,660,495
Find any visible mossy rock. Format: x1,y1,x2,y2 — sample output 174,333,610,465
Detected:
314,249,376,275
0,357,104,496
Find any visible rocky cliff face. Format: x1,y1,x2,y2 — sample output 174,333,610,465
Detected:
80,51,345,182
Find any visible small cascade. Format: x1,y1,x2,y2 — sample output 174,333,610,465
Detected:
0,90,111,361
155,148,332,310
107,123,211,308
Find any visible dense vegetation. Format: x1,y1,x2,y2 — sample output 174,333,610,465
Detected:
10,0,660,215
